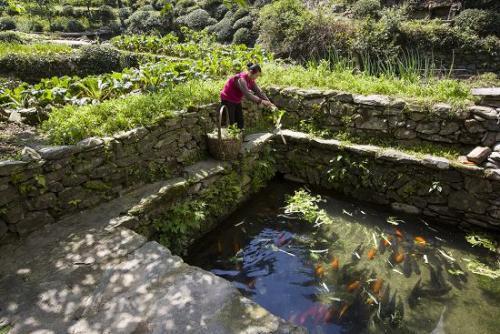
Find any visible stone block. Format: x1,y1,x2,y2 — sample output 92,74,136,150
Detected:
20,147,41,162
353,94,390,107
16,211,55,235
439,122,460,136
76,137,104,151
466,146,491,164
26,192,57,211
468,106,498,120
493,142,500,152
489,152,500,162
464,119,486,133
416,122,440,134
0,160,27,176
448,190,489,214
38,146,78,160
391,202,421,214
0,218,7,237
1,202,24,224
464,177,492,193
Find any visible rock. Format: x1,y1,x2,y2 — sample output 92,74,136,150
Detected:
1,203,24,224
26,192,57,211
416,122,440,134
464,177,492,193
490,152,500,162
464,119,486,133
353,94,390,107
76,137,104,150
481,132,498,147
0,160,27,176
114,126,149,143
466,146,492,164
494,142,500,152
16,211,55,235
20,147,42,162
8,108,47,125
0,185,19,207
391,202,421,214
0,219,7,238
356,118,387,131
468,106,498,120
439,122,460,136
394,128,417,139
422,156,449,170
38,146,77,160
448,191,489,214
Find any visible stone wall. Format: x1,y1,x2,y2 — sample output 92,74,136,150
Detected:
0,108,213,243
244,86,500,168
0,103,267,244
274,130,500,231
258,87,499,147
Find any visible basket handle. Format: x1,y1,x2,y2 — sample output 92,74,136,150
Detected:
218,105,230,142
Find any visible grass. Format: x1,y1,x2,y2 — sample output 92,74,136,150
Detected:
261,61,475,107
0,42,72,57
43,79,224,145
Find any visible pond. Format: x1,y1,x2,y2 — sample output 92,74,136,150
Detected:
186,179,500,334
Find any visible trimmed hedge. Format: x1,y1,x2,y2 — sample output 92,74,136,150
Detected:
0,45,139,83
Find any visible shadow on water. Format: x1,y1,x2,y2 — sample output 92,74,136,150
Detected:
186,177,500,334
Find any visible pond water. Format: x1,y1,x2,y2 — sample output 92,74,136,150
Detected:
186,179,500,334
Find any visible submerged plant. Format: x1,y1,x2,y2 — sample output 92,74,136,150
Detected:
285,188,333,225
465,233,497,253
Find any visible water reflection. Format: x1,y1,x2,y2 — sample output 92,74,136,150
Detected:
186,179,499,334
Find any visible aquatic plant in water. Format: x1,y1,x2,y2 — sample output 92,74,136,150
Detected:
285,188,333,225
465,232,497,253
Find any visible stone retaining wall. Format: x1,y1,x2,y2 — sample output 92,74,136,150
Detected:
274,130,500,231
0,108,211,242
0,104,266,244
244,87,500,155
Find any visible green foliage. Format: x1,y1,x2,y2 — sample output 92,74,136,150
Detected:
465,232,497,253
327,153,371,189
98,4,116,24
42,79,222,144
232,27,250,45
351,0,381,19
125,9,170,34
260,61,473,107
0,17,16,31
175,8,217,30
153,171,242,254
257,0,311,57
0,31,24,43
248,147,276,192
66,19,86,32
0,42,71,57
454,9,499,37
285,188,333,224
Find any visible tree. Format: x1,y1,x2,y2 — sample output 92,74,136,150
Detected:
22,0,56,27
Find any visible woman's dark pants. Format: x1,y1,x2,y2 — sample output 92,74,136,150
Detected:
220,100,244,129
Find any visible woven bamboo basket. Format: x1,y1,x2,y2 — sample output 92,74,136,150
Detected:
207,105,242,161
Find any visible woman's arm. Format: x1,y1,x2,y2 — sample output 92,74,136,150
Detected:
252,83,269,101
237,78,262,104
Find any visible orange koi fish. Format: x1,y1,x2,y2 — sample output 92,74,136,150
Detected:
394,251,405,264
371,278,384,295
330,257,339,270
415,236,426,246
315,264,325,277
347,280,360,293
367,248,377,260
338,303,349,319
383,236,393,247
395,228,403,240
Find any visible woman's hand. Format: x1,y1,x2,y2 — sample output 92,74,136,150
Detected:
261,100,275,108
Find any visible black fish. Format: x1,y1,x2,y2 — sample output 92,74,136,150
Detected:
411,255,421,275
403,254,412,278
422,266,452,297
408,278,422,309
352,243,364,262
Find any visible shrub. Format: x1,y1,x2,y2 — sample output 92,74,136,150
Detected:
0,17,16,31
232,15,252,31
232,27,251,45
66,19,86,32
29,20,45,33
454,9,499,36
257,0,311,57
351,0,381,19
126,10,169,34
62,5,75,17
231,8,249,24
174,0,198,16
0,31,24,43
212,4,228,20
98,5,116,24
118,7,132,21
207,16,233,42
175,8,216,30
50,17,68,32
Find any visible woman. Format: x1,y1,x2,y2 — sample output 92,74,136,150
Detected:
220,63,275,129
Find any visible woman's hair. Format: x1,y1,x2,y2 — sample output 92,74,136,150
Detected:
247,62,262,74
